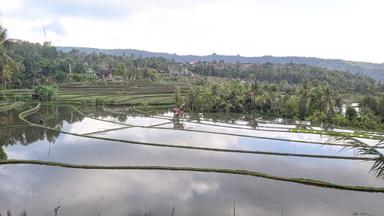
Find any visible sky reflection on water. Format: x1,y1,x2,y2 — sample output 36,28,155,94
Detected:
1,105,384,215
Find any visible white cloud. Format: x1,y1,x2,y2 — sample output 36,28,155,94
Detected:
0,0,384,63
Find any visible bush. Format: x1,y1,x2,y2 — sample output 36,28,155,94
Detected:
94,96,106,106
56,72,69,82
71,73,89,82
307,111,327,123
333,113,349,127
345,106,358,121
32,86,57,101
357,111,380,130
139,100,149,111
0,94,7,101
80,98,92,105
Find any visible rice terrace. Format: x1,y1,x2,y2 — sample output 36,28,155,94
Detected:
2,78,384,215
1,1,384,215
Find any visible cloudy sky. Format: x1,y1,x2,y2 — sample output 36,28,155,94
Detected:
1,0,383,63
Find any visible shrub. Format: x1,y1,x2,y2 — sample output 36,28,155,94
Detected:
80,98,92,105
94,96,106,106
13,94,24,102
71,73,89,82
333,113,349,127
0,94,7,101
174,86,183,108
32,86,57,101
56,72,69,82
345,106,358,121
139,100,149,111
307,111,327,123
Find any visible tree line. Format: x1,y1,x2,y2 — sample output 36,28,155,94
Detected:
180,80,384,130
189,61,380,95
0,22,380,96
2,23,384,130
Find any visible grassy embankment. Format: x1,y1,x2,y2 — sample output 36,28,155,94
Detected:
0,79,190,107
1,159,384,193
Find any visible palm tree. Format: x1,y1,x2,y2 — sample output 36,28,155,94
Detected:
322,85,336,123
0,25,18,90
298,80,310,119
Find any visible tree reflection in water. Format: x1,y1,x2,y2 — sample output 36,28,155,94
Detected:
1,105,384,181
0,105,85,147
0,210,27,216
173,114,184,129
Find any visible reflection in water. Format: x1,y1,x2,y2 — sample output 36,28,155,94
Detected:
0,147,6,160
27,105,85,129
1,166,384,215
1,210,27,216
0,109,60,146
3,105,384,180
247,117,258,129
4,129,384,187
173,112,184,129
117,114,128,123
1,105,384,215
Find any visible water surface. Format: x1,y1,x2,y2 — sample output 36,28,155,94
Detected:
1,105,383,215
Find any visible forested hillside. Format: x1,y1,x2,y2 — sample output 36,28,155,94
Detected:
1,40,379,96
1,31,384,130
57,46,384,80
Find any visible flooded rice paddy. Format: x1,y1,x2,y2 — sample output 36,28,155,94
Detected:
0,105,383,215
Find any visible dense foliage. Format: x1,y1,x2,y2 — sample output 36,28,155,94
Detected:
58,47,384,80
32,85,57,101
182,80,384,130
189,62,380,95
0,26,18,90
3,40,168,88
1,22,384,130
1,37,380,97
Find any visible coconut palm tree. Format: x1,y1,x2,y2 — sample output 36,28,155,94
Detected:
322,85,341,124
344,139,384,178
0,25,18,90
298,80,310,119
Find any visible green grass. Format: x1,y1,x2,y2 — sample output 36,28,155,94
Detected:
55,81,185,106
0,79,187,108
1,159,383,193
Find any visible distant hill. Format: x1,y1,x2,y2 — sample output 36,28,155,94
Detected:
56,46,384,80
